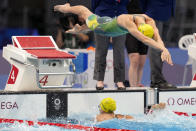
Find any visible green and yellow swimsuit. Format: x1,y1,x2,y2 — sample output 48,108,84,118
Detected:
86,14,128,37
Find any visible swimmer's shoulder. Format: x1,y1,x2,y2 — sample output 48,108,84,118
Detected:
96,114,115,122
96,114,103,122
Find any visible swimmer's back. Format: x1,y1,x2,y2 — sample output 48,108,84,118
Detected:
86,14,128,37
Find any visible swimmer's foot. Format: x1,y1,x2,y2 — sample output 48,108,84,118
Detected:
54,3,71,13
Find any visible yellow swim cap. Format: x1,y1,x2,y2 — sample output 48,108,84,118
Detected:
86,14,99,30
99,97,116,113
138,24,154,38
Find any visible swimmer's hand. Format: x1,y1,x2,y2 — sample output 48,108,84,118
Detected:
54,3,70,13
66,24,81,33
161,49,173,66
66,24,90,34
151,102,166,110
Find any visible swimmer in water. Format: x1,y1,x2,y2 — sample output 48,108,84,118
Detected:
54,3,173,66
96,97,166,122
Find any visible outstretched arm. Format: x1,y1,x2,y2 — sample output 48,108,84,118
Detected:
127,22,166,51
151,103,166,110
144,14,164,45
115,114,134,120
131,26,173,65
143,15,173,65
146,102,166,115
117,15,173,65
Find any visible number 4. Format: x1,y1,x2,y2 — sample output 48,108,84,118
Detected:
39,75,48,86
11,71,15,82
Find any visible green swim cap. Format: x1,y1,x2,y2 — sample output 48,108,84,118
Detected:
138,24,154,38
99,97,116,113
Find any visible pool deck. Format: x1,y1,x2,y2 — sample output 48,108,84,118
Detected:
0,86,195,94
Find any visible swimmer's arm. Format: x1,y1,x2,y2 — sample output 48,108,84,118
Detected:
146,103,166,115
151,102,166,110
115,114,134,119
95,115,101,122
125,115,134,119
143,14,164,45
95,115,105,122
149,102,166,113
126,23,173,65
126,22,165,51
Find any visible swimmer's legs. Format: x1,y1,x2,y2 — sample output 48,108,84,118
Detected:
54,3,93,20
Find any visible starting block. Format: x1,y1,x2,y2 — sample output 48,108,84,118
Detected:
188,33,196,87
3,36,76,91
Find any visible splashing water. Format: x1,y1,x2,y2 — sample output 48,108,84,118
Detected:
95,109,196,131
1,108,196,131
0,122,80,131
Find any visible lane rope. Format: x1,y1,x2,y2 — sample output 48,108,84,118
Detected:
173,111,196,117
0,118,135,131
0,112,195,130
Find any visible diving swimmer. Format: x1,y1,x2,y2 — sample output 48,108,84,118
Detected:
54,3,173,66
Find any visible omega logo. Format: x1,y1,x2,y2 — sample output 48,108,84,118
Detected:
0,102,18,110
167,97,196,106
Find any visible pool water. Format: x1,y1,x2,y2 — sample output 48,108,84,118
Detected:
1,109,196,131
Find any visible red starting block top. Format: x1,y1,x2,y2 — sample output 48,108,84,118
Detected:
26,49,76,59
13,36,55,48
12,36,76,59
